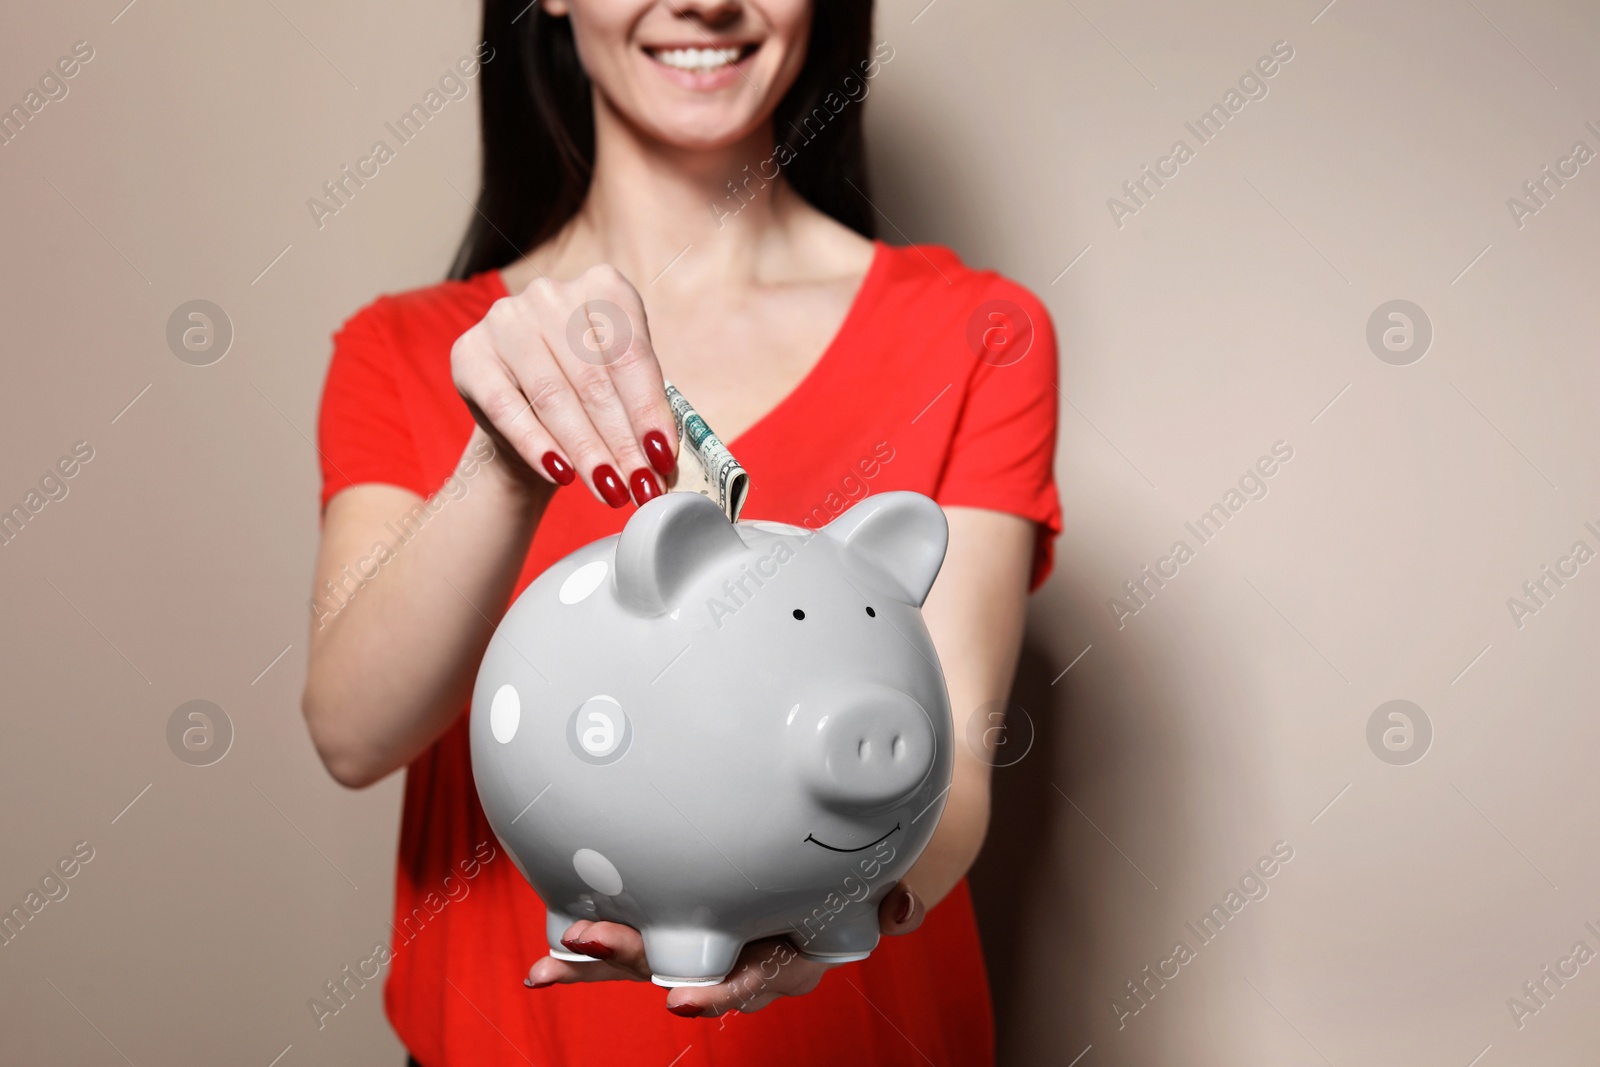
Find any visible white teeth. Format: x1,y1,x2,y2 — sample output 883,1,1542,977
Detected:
653,46,742,72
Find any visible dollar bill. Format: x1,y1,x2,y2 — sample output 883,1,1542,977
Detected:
664,380,749,523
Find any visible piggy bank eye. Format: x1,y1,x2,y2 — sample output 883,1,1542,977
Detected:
792,609,806,620
865,606,876,618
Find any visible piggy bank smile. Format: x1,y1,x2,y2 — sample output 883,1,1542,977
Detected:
803,823,901,853
470,490,954,986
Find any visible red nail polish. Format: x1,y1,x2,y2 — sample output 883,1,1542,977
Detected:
573,940,614,960
592,465,629,508
667,1002,704,1018
630,468,662,506
643,430,676,476
541,451,575,486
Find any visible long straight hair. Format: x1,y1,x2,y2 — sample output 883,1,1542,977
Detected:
448,1,876,280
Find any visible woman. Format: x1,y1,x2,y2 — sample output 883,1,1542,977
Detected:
303,0,1060,1063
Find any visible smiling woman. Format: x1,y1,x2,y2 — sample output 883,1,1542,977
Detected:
302,0,1060,1064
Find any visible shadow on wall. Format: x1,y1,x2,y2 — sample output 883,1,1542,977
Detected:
966,626,1080,1045
967,561,1214,1067
868,52,1270,1064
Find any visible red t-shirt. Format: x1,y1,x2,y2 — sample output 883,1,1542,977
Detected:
317,241,1061,1067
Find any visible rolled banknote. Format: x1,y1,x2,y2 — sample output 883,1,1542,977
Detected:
663,380,749,523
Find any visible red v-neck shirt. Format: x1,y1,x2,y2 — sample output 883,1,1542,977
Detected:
316,241,1061,1067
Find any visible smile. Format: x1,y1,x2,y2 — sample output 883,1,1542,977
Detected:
644,43,758,75
803,823,901,853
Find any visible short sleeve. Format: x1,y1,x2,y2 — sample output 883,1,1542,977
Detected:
934,283,1063,591
315,299,429,512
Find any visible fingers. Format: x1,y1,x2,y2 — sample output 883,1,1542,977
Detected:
523,891,927,1009
878,883,925,936
451,334,574,488
551,270,677,501
668,897,926,1017
661,938,828,1019
547,342,659,507
522,927,865,1018
499,323,630,508
525,920,652,988
573,275,678,479
471,266,676,508
505,268,668,508
525,954,641,988
521,928,830,1019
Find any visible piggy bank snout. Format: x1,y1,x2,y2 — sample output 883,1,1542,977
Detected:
791,688,936,812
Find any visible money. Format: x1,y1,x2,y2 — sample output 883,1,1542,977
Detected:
664,380,749,523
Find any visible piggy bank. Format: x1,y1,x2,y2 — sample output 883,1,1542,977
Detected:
469,490,953,986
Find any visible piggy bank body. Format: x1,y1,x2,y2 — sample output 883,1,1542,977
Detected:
469,491,953,986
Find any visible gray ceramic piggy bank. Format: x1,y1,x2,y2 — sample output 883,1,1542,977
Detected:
469,490,953,986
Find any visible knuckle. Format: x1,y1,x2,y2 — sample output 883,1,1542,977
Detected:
606,340,649,374
573,369,618,407
484,296,522,331
524,276,559,309
449,326,483,371
449,356,472,395
584,263,626,288
558,421,608,460
523,374,569,415
452,362,499,408
585,264,641,305
482,388,527,425
625,391,664,428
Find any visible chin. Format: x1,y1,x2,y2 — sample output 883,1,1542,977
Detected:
637,106,768,152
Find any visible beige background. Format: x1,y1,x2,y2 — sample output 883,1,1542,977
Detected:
3,0,1599,1063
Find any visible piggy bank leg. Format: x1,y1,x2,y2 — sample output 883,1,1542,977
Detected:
545,909,595,963
793,906,880,964
643,928,743,987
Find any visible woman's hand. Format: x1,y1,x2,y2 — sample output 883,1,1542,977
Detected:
451,264,679,507
523,884,926,1017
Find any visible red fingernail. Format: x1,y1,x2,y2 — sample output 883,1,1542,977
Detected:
572,939,614,960
592,465,629,508
541,452,575,486
643,430,676,476
667,1002,704,1018
629,468,662,506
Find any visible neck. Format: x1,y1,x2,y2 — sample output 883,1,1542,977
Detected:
548,93,793,287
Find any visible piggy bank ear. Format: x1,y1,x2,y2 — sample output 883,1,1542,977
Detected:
823,492,949,607
614,492,747,615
